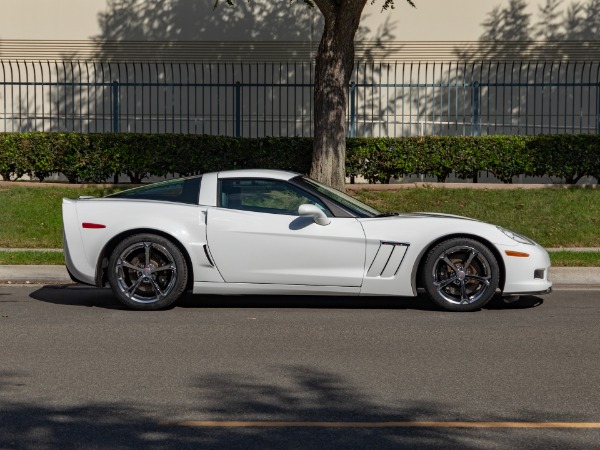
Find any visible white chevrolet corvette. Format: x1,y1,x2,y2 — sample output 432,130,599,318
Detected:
62,169,552,311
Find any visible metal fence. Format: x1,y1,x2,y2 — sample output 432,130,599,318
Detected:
1,61,599,136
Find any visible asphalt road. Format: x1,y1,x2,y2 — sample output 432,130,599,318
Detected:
1,285,599,449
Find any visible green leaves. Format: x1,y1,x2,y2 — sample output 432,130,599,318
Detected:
0,133,313,183
0,133,598,184
348,135,600,184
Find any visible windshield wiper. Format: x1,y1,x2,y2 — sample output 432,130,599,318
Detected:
375,212,399,217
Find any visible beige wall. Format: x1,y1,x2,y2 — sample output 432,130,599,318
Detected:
0,0,553,42
1,0,107,40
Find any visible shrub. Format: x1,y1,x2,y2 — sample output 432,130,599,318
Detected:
0,133,598,184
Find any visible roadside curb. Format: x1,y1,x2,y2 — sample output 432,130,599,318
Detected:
1,265,599,287
0,265,72,283
547,267,600,286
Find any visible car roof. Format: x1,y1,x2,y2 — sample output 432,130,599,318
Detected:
215,169,301,180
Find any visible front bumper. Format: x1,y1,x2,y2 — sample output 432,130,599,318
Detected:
503,287,553,297
498,243,553,295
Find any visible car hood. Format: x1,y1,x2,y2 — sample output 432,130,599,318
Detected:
359,211,520,248
389,212,481,222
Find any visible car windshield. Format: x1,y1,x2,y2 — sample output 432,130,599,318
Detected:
298,177,381,218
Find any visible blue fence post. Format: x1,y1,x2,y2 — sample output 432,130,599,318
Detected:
597,84,600,134
472,81,480,137
112,80,119,133
472,81,480,183
349,82,356,137
6,61,600,139
235,81,241,137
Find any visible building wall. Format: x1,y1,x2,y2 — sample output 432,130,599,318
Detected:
1,1,599,138
3,0,598,62
0,0,562,43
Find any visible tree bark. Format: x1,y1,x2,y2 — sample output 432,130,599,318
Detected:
310,0,366,191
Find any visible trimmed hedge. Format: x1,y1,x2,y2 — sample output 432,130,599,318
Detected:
346,135,600,184
0,133,598,184
0,133,313,183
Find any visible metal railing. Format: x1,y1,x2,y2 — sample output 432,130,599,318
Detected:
1,61,599,136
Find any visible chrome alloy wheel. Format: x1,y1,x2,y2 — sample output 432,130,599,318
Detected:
431,245,493,305
114,241,178,304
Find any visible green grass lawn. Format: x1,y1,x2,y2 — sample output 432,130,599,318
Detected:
353,187,600,248
0,185,120,248
548,251,600,267
0,251,65,265
0,184,599,249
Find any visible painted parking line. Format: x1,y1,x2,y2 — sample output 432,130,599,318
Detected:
169,421,600,429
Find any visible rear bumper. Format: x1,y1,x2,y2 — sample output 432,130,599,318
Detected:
63,232,96,286
65,262,93,286
62,199,96,286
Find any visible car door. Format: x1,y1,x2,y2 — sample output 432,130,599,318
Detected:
206,178,366,287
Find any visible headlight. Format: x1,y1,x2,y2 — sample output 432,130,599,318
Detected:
497,226,536,245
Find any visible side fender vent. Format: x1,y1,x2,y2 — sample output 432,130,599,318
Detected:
203,244,215,267
367,242,409,278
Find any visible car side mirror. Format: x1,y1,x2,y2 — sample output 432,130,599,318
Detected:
298,204,331,226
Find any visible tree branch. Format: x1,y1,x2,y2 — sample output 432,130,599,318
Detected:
376,0,416,12
312,0,336,19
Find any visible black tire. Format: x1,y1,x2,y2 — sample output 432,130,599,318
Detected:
422,238,500,312
107,233,188,310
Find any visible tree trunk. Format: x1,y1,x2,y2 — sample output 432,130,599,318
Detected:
310,1,366,191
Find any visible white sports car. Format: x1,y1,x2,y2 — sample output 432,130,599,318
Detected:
62,169,552,311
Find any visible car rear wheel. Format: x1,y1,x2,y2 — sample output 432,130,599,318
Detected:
422,238,500,312
107,234,188,310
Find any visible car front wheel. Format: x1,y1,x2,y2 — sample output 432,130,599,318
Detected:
422,238,500,312
107,234,188,310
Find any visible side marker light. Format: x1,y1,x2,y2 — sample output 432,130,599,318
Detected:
82,223,106,229
505,250,530,258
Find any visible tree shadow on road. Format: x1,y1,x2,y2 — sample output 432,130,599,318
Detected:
0,366,591,449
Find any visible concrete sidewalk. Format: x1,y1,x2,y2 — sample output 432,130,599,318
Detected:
1,265,599,287
0,265,73,283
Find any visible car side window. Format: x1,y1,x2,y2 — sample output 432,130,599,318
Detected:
107,177,201,205
219,178,332,216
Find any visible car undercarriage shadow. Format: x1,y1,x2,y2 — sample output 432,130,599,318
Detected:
28,285,544,312
484,295,544,310
29,285,127,309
